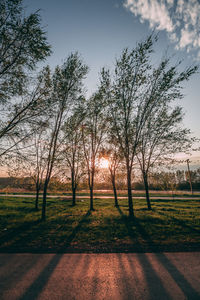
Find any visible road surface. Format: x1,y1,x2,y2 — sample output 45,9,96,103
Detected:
0,252,200,299
0,194,200,200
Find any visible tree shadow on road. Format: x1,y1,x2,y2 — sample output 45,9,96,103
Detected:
118,252,171,300
18,254,62,300
17,210,91,300
0,254,42,293
117,205,200,299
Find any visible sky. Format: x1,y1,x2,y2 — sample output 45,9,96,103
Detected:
23,0,200,166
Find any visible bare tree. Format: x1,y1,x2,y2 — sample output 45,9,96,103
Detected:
61,110,86,206
0,0,51,101
41,53,88,220
82,93,107,211
0,0,51,158
31,127,49,210
0,64,52,159
100,36,157,217
136,105,192,210
186,159,193,195
100,36,197,217
6,123,49,210
100,146,123,207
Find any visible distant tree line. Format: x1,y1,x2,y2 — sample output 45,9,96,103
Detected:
0,168,200,191
0,0,198,220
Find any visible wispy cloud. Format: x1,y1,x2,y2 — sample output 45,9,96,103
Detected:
124,0,200,58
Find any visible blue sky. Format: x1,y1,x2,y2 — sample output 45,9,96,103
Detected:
24,0,200,164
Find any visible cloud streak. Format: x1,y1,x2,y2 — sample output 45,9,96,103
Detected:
124,0,200,58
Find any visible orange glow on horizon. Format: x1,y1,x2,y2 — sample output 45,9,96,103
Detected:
99,158,109,169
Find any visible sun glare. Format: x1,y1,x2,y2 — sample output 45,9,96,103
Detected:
99,158,109,169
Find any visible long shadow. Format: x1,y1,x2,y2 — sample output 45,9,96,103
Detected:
0,253,17,269
0,254,42,291
117,206,152,251
152,198,200,203
156,209,200,234
127,253,171,300
19,254,62,300
117,205,134,237
90,254,99,298
116,206,200,299
0,206,36,213
117,207,171,299
59,210,91,252
156,253,200,299
0,220,40,251
1,210,91,252
116,253,139,299
18,211,91,299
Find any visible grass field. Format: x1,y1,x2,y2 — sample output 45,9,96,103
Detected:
0,194,200,252
0,188,199,197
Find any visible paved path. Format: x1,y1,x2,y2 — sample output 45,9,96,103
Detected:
0,252,200,299
1,194,200,200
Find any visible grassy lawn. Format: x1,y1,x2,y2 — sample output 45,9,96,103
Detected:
0,189,199,198
0,195,200,252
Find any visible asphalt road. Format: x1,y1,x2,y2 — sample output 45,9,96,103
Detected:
0,252,200,299
1,194,200,200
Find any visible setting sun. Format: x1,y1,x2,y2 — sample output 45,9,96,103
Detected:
99,158,109,169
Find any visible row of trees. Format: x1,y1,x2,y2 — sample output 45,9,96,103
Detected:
2,167,200,192
0,0,198,220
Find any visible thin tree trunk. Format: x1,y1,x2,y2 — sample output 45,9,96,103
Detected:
35,185,40,211
42,180,48,221
89,166,95,211
71,170,76,206
143,172,152,210
89,186,94,210
72,187,76,206
111,176,118,207
127,168,134,217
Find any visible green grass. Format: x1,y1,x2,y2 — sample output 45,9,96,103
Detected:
0,189,199,198
0,195,199,252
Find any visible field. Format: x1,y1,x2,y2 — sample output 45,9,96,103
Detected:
0,192,200,252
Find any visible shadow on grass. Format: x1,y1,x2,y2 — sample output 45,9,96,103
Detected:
0,206,37,213
17,212,92,299
0,220,40,251
4,212,92,299
151,198,199,203
156,209,200,234
59,210,91,252
117,205,200,299
0,210,91,253
116,206,166,250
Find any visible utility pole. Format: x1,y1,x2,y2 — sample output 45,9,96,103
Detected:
186,159,193,195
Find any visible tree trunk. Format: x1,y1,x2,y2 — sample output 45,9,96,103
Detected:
89,186,94,210
127,168,134,217
111,176,118,207
42,180,48,221
71,170,76,206
143,172,152,210
72,187,76,206
35,185,40,211
89,167,95,211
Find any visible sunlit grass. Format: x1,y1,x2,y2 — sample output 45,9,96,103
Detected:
0,195,199,252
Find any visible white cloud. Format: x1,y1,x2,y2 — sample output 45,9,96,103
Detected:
179,29,194,49
124,0,200,58
124,0,174,32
